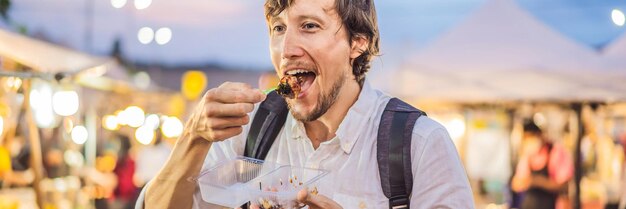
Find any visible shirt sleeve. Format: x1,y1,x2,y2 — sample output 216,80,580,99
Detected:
409,117,475,209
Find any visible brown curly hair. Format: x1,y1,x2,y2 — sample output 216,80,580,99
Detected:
265,0,380,87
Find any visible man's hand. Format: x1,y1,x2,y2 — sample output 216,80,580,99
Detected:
189,82,266,142
245,188,342,209
296,188,342,209
145,82,265,209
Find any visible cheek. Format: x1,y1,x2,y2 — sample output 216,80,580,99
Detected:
312,41,351,74
270,38,282,72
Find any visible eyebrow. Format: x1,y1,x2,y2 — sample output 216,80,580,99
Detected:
269,14,326,25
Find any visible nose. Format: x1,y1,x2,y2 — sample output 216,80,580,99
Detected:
281,28,305,60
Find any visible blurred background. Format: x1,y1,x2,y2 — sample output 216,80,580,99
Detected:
0,0,626,208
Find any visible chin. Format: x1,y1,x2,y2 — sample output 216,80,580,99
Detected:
288,101,317,122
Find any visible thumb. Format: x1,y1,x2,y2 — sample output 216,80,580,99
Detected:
297,188,342,209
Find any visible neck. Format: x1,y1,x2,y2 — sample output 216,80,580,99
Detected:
303,80,361,149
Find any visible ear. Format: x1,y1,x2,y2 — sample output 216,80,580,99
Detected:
350,35,369,59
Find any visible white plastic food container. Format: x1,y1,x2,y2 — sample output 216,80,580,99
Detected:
247,166,328,209
196,157,279,208
196,157,328,208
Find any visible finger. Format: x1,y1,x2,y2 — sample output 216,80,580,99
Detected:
206,115,250,129
205,103,254,117
206,88,265,104
207,126,244,142
218,82,252,90
297,188,342,209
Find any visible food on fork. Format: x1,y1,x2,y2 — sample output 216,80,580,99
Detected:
277,75,302,99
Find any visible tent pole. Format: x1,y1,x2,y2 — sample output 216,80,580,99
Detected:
22,80,45,208
572,103,583,209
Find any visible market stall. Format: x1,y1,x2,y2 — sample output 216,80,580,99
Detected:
0,28,123,209
385,0,626,208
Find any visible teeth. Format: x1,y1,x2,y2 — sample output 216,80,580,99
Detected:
286,69,310,75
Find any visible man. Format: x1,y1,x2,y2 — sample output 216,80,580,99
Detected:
142,0,474,208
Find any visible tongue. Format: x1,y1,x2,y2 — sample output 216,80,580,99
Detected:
297,73,315,95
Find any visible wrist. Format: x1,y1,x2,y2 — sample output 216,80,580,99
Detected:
158,130,212,180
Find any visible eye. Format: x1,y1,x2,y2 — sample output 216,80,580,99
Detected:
272,25,286,33
302,23,320,30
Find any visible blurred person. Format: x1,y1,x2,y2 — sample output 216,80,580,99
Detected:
112,135,138,209
512,120,573,209
0,136,34,187
141,0,474,208
87,154,118,209
133,131,171,188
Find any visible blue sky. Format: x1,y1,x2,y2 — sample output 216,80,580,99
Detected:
2,0,625,70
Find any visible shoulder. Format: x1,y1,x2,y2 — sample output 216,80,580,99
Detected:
410,115,458,166
412,116,448,140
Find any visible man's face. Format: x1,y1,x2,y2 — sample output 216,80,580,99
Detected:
268,0,354,122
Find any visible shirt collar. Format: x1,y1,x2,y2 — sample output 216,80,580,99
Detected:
290,81,379,154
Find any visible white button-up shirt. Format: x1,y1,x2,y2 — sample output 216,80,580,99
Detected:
192,82,474,209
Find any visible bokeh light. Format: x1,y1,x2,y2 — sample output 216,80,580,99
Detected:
155,27,172,45
144,114,160,130
612,9,625,26
134,0,152,10
133,71,151,89
71,125,88,145
137,27,154,44
102,115,119,130
135,125,155,145
52,91,79,116
110,0,127,8
123,106,145,128
30,82,56,128
161,116,183,138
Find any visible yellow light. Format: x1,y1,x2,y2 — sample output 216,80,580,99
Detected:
115,110,127,126
161,116,183,138
102,115,119,130
4,77,22,91
123,106,145,128
612,9,625,26
0,116,4,137
135,125,155,145
181,71,208,100
71,126,88,145
53,91,80,116
63,118,74,134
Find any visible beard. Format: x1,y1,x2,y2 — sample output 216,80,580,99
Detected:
287,74,344,122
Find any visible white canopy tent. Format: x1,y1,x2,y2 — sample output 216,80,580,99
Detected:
0,29,110,74
602,32,626,74
0,28,136,93
393,0,626,103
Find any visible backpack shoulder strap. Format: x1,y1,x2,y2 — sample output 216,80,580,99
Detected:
244,91,289,160
377,98,426,209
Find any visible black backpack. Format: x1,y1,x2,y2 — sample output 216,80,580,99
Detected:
244,91,426,209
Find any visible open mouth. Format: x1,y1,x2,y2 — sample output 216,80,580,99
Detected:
277,69,317,99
